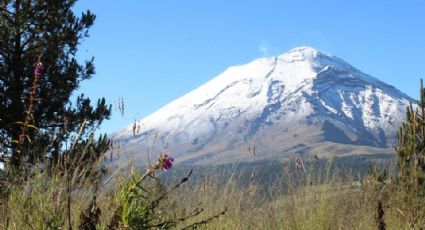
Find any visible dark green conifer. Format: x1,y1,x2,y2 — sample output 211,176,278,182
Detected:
0,0,111,170
396,79,425,194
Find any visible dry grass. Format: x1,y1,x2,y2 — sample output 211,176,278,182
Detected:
1,156,425,229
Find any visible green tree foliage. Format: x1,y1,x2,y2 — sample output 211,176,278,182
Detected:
394,80,425,228
0,0,111,170
396,79,425,194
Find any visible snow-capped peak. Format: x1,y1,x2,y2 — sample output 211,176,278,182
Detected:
112,47,412,165
284,46,321,59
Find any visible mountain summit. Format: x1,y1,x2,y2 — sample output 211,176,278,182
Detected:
112,47,411,165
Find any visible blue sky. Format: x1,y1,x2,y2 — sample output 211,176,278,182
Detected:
73,1,425,135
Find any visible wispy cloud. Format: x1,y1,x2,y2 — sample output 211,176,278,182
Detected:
258,40,272,57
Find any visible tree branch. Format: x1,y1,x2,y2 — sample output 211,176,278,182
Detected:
0,6,15,24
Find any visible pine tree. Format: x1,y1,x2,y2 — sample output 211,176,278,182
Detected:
396,79,425,194
0,1,111,170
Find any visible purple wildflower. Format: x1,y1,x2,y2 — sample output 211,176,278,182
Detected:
34,59,44,76
160,154,174,171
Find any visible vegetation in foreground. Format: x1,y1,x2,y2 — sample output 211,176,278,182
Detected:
1,152,425,229
1,0,425,229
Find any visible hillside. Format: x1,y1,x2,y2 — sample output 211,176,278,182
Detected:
112,47,412,165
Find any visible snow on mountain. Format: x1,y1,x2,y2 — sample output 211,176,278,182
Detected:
111,47,412,165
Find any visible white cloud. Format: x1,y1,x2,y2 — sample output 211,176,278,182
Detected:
258,40,272,57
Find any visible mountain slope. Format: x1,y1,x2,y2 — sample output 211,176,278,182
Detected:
112,47,412,165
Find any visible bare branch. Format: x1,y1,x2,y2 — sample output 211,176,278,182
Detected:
149,169,193,209
180,208,228,230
